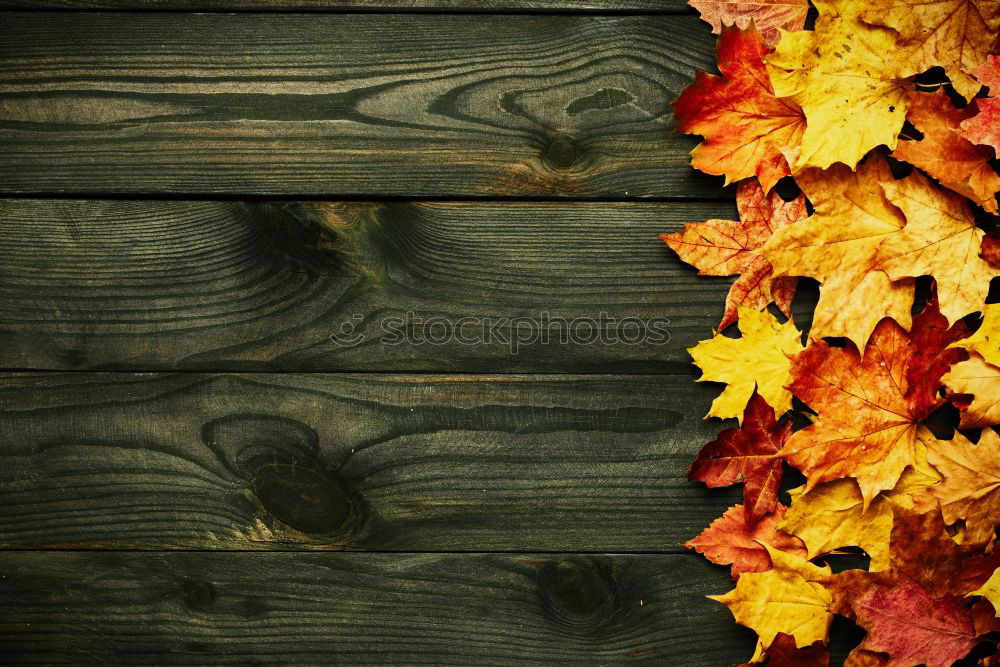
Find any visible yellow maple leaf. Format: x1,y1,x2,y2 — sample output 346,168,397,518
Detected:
779,446,940,571
758,156,914,347
710,545,833,661
952,303,1000,367
689,307,803,422
875,170,999,325
858,0,1000,101
927,429,1000,546
942,353,1000,428
765,1,913,169
968,567,1000,615
781,480,895,570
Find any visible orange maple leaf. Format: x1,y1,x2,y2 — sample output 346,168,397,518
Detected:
758,155,915,348
982,233,1000,267
673,25,806,192
685,503,806,579
660,178,805,330
781,300,968,508
893,90,1000,213
834,499,999,601
687,0,809,48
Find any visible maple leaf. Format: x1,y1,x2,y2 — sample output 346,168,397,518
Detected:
673,25,806,192
688,0,809,48
765,2,913,169
879,503,999,598
969,567,1000,616
690,308,804,421
737,632,830,667
875,169,1000,325
758,155,915,347
660,178,805,330
781,300,968,508
927,429,1000,546
779,458,940,571
961,57,1000,151
851,577,980,667
970,597,1000,641
943,353,1000,427
685,503,806,579
954,303,1000,367
688,392,792,523
711,546,834,662
824,505,999,661
843,648,889,667
859,0,1000,101
984,233,1000,267
826,503,1000,666
893,90,1000,213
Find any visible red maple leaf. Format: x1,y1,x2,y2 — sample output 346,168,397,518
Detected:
852,578,979,667
738,632,829,667
961,56,1000,152
688,391,791,525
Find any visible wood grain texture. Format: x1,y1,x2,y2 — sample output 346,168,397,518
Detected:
0,199,818,372
0,12,722,197
0,551,757,664
1,0,690,10
0,371,743,551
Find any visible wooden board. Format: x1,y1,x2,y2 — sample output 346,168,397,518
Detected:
0,199,821,374
0,551,757,664
0,372,741,551
2,0,692,10
0,12,721,198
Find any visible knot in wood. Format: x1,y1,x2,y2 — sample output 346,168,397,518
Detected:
252,463,355,535
542,133,579,170
537,557,622,634
182,580,216,610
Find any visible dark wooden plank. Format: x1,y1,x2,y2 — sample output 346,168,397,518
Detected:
1,0,690,10
0,372,739,551
0,551,754,664
0,198,808,373
0,12,721,197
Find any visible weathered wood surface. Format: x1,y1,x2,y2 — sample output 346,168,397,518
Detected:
0,551,756,664
0,12,721,198
2,0,691,10
0,199,820,373
0,7,813,664
0,372,740,551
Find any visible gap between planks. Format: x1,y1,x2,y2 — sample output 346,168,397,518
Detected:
0,6,694,14
0,193,734,203
0,548,695,554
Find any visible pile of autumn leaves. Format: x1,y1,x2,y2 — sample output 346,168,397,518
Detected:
663,0,1000,664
